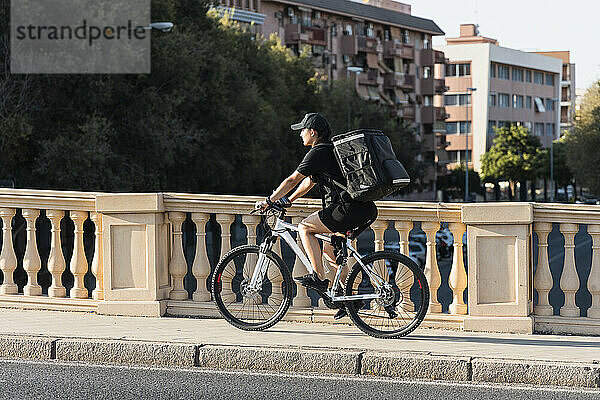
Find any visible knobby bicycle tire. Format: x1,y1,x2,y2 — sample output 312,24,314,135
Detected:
345,251,429,338
212,244,293,331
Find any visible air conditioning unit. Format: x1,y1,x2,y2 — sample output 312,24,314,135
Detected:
287,7,294,17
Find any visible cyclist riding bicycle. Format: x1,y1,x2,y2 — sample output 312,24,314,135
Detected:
256,112,377,319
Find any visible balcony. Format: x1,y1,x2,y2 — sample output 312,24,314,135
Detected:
301,26,326,46
358,68,383,86
420,77,434,95
357,36,381,53
421,106,435,124
435,106,447,121
341,35,357,55
284,24,308,44
418,48,434,66
384,73,413,90
434,50,446,64
401,105,415,119
435,79,448,93
284,24,326,46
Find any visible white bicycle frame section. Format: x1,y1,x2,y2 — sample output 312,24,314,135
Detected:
249,217,386,302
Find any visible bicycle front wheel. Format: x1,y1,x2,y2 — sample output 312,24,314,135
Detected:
345,251,429,338
212,244,292,331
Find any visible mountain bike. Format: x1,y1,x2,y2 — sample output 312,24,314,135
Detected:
211,201,429,338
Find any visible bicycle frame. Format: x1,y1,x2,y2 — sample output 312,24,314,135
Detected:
249,216,386,303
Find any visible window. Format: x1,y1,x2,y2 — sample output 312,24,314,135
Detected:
401,29,410,44
301,11,311,27
423,33,431,49
331,54,337,70
423,66,431,79
534,71,544,84
526,96,532,109
488,120,496,134
345,24,353,36
546,123,555,137
498,65,509,80
423,96,433,106
366,23,374,38
331,23,337,36
458,63,471,76
546,98,555,111
384,28,391,41
534,97,546,112
489,94,496,107
497,121,511,129
490,63,497,78
446,63,470,77
512,68,524,82
459,94,471,105
512,95,524,109
546,73,555,86
498,93,510,108
444,95,457,106
446,122,458,134
534,123,545,136
525,70,532,82
460,121,472,134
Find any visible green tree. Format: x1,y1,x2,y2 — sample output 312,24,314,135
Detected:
480,125,544,200
564,82,600,195
436,165,483,201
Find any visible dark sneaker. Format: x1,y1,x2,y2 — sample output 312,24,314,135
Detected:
333,308,347,320
293,273,329,293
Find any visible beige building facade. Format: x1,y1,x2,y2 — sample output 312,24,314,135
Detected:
214,0,448,194
436,25,562,172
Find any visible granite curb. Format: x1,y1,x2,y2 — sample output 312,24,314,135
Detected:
0,334,598,389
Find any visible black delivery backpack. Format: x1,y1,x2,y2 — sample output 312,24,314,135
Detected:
330,129,410,202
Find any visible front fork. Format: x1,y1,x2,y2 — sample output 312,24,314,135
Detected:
249,235,276,290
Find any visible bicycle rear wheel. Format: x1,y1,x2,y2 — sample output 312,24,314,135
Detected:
345,251,429,338
212,244,292,331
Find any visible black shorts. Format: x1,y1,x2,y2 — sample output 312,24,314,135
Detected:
318,200,378,234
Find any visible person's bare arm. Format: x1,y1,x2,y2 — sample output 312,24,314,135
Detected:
269,171,306,202
288,176,315,202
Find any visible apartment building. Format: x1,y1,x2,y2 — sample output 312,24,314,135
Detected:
435,24,562,172
213,0,448,194
532,51,576,135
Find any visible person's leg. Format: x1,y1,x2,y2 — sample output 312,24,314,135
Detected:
323,239,348,284
298,211,332,280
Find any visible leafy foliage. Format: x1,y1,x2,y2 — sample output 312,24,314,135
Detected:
564,82,600,195
480,125,544,184
0,0,418,195
437,164,483,201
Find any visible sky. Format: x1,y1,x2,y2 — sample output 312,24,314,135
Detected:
398,0,599,90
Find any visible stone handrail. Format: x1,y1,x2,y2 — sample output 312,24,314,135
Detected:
0,189,598,335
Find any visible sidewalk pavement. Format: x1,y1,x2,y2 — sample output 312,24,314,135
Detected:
0,308,599,389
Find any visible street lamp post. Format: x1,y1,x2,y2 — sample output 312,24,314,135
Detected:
346,66,363,130
465,87,477,202
550,97,560,202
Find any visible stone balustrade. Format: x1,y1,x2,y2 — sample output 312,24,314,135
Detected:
0,189,598,335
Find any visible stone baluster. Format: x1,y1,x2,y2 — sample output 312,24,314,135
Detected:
393,220,414,312
395,220,412,256
587,225,600,319
422,222,442,313
90,212,103,300
533,222,553,316
291,216,311,307
217,214,237,301
46,210,66,298
22,209,42,296
69,211,89,299
559,223,580,317
216,214,235,259
448,222,467,315
191,213,211,302
269,232,284,304
371,220,387,252
0,208,17,294
168,212,188,300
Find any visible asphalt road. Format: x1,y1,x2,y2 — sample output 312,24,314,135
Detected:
1,360,598,400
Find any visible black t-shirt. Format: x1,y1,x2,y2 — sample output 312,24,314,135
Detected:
296,143,348,207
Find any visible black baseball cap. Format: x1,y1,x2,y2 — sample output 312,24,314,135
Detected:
291,113,331,139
